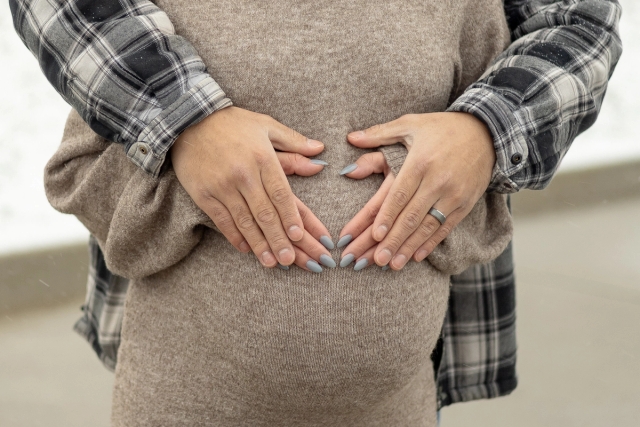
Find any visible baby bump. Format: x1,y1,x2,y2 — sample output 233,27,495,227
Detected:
117,231,449,415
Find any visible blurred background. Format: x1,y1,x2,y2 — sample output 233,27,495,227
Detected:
1,1,638,426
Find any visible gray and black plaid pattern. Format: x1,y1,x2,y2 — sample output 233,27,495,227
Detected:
12,0,622,408
448,0,623,193
10,0,232,177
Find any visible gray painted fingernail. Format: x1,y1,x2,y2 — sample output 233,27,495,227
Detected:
337,235,352,248
339,163,358,175
319,254,336,268
319,235,335,250
310,159,329,166
277,263,289,270
354,259,369,271
381,265,390,271
306,260,323,273
340,253,355,268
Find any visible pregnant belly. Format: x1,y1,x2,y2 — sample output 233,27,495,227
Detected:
119,231,449,415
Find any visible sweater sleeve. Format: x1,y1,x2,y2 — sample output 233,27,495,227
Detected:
11,0,232,177
44,110,215,279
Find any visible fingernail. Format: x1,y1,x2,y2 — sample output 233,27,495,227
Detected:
416,249,428,262
277,263,289,270
374,225,388,241
261,251,276,266
288,225,303,241
319,235,335,250
279,248,293,263
319,254,336,268
239,241,250,252
354,259,369,271
381,265,390,271
310,159,329,166
307,139,324,149
392,254,407,269
349,131,365,139
340,253,355,267
339,164,358,175
376,249,392,265
306,260,323,273
337,234,352,248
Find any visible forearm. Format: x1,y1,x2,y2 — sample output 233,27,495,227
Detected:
10,0,232,176
447,0,623,193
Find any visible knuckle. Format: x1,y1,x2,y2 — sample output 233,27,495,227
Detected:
237,214,256,231
402,211,422,230
418,220,438,237
367,123,382,135
256,206,277,224
385,235,404,251
230,165,251,184
391,189,410,208
270,187,291,205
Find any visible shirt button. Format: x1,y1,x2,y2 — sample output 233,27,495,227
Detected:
511,153,523,164
138,144,149,155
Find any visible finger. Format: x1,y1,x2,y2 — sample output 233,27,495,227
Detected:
389,202,458,269
371,159,423,242
276,152,327,177
260,160,305,242
202,197,250,253
266,117,325,156
295,196,333,249
374,185,444,266
236,177,297,265
413,207,464,262
338,174,394,247
339,225,377,268
340,152,388,179
353,246,377,271
346,114,415,149
293,231,336,268
219,194,278,268
292,245,324,273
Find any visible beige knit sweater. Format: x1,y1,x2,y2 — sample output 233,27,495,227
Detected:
45,0,512,425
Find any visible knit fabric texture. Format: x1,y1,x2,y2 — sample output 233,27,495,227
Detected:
45,0,512,425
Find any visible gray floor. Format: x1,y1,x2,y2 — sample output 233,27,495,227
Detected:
1,197,639,426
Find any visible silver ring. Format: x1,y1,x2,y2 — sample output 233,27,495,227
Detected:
428,207,446,225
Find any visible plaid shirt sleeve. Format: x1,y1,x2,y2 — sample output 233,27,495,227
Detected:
447,0,623,193
10,0,232,177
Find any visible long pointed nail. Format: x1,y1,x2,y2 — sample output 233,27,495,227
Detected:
340,253,355,267
310,159,329,166
339,164,358,175
337,235,352,248
306,260,323,273
319,254,336,268
354,259,369,271
319,235,335,250
278,264,289,270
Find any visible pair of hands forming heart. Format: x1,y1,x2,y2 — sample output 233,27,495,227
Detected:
172,107,496,272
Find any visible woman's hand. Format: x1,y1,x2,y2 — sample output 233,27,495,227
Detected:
171,106,328,268
340,112,496,270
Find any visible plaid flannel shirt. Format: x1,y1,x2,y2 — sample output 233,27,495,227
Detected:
11,0,622,408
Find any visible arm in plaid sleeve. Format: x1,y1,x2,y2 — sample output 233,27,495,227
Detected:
447,0,623,193
10,0,232,177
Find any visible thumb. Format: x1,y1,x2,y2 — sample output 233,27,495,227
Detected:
267,118,325,156
347,116,411,149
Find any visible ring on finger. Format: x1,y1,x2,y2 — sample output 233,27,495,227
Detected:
427,207,446,225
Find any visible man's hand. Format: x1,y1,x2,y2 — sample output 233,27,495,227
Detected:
341,112,496,270
171,106,327,268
